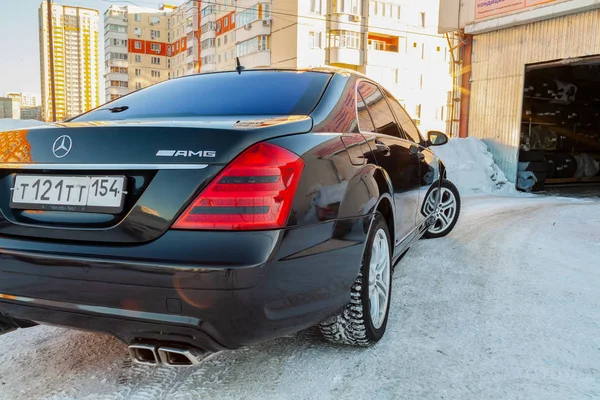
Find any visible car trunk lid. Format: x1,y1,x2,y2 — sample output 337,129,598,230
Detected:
0,116,312,244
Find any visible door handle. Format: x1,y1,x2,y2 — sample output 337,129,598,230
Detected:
375,140,391,155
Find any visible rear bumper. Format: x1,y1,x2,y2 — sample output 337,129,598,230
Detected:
0,217,370,350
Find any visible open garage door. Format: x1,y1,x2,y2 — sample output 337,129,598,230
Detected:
518,56,600,196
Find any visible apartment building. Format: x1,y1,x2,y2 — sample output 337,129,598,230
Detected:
198,0,452,131
104,5,173,102
6,93,42,120
6,93,38,108
39,1,100,122
104,0,451,131
0,97,20,119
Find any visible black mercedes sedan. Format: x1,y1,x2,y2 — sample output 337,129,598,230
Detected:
0,68,460,366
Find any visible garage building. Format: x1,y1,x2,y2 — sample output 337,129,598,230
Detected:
438,0,600,193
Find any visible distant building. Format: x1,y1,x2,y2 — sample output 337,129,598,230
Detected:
39,1,101,122
21,106,43,120
0,97,20,119
104,4,175,102
6,93,38,108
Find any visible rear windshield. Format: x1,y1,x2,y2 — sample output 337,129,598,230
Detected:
72,70,332,121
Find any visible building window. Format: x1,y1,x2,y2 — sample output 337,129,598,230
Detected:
310,0,321,14
151,57,161,65
308,31,322,48
134,27,142,37
224,35,228,45
368,39,386,51
329,30,361,49
134,41,142,49
135,54,142,63
108,52,128,60
217,37,221,47
151,30,160,39
332,0,358,14
151,70,161,78
218,54,221,63
135,82,142,89
231,31,236,42
201,38,216,48
237,4,261,25
224,52,229,61
420,12,426,27
217,21,221,32
201,21,216,33
224,17,229,27
231,13,235,24
150,16,160,25
202,54,215,64
396,5,402,19
201,5,216,17
167,58,171,68
236,35,270,57
107,24,127,33
135,68,141,76
151,43,161,52
134,14,141,22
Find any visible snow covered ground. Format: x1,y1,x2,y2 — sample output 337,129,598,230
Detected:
0,194,598,400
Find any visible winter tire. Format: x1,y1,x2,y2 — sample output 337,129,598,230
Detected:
319,212,392,346
524,160,549,173
423,180,461,239
518,150,545,162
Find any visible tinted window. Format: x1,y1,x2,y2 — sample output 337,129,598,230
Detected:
357,81,402,138
72,71,331,121
356,90,375,132
384,90,423,144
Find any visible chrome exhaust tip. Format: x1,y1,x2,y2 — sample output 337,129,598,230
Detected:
157,346,206,367
128,343,159,366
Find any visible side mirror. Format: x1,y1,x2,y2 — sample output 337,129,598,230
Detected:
427,131,449,146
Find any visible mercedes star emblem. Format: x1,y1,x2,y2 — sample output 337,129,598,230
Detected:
52,135,72,158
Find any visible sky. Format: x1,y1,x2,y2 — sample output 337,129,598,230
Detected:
0,0,183,103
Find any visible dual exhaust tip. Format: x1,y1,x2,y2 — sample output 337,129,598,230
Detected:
128,343,207,367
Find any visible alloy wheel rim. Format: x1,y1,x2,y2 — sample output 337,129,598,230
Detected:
368,228,391,329
426,187,457,234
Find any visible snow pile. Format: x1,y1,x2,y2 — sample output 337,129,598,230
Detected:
432,137,516,195
0,118,47,132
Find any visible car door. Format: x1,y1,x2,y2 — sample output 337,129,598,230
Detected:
356,81,421,247
383,91,441,226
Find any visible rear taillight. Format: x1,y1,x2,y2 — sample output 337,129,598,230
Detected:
172,142,304,230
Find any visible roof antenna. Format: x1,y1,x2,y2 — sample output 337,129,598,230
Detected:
235,57,245,75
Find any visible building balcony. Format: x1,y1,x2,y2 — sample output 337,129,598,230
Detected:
235,20,271,43
104,71,129,81
328,47,363,66
201,29,216,40
200,63,216,73
238,50,270,69
328,14,362,32
201,46,216,57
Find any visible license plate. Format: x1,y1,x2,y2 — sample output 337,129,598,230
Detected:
10,175,126,213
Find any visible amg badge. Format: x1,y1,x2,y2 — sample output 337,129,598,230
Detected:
156,150,216,157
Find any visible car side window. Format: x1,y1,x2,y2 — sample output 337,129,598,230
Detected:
384,90,424,145
357,81,402,139
356,90,376,133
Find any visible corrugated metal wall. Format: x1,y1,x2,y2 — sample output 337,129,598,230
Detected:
469,9,600,182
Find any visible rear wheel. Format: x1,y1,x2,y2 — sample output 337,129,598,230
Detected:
423,180,461,239
319,213,392,346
